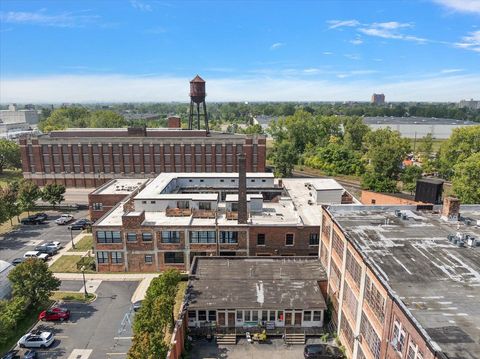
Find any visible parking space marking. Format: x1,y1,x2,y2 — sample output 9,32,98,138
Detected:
56,335,69,339
81,279,102,294
106,353,127,355
113,336,133,340
67,349,92,359
26,239,43,246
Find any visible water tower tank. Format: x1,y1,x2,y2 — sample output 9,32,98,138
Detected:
190,75,206,104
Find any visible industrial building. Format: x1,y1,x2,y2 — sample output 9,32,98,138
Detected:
320,199,480,359
187,257,328,340
0,104,38,138
91,162,356,272
363,116,478,139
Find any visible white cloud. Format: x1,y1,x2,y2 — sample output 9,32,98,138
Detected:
2,73,478,103
270,42,285,50
130,0,152,12
0,10,100,28
344,54,361,60
455,30,480,52
433,0,480,14
327,20,360,29
440,68,464,73
350,38,363,45
322,51,334,55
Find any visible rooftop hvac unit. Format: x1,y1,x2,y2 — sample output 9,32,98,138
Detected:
466,236,477,247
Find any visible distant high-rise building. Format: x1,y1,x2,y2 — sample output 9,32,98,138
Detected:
459,98,480,110
371,93,385,105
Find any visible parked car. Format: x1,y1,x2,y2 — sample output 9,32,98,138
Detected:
1,350,18,359
23,351,37,359
69,219,92,230
45,241,62,250
55,214,74,225
133,300,143,312
23,251,49,261
304,344,344,359
39,307,70,322
17,331,54,349
34,213,48,221
21,214,46,225
11,258,25,266
34,245,57,257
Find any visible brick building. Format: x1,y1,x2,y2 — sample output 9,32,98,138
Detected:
91,171,355,273
320,202,480,359
19,122,266,187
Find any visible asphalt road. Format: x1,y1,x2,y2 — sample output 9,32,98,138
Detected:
0,210,88,264
17,281,138,359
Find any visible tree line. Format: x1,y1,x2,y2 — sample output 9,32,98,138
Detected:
0,181,66,225
128,270,182,359
268,110,480,204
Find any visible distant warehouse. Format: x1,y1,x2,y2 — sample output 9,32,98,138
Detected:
19,120,266,187
363,116,478,139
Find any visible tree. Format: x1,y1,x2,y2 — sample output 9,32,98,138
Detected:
343,117,370,151
400,165,423,194
38,107,90,132
361,128,411,192
0,139,21,174
438,125,480,179
41,183,66,208
8,259,60,306
0,296,28,344
17,180,40,215
88,110,127,128
451,153,480,204
271,141,298,177
0,184,20,225
417,133,436,173
128,331,168,359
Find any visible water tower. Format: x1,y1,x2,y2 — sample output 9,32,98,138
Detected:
188,75,209,133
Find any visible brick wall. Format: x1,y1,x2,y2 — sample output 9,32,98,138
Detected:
361,190,422,205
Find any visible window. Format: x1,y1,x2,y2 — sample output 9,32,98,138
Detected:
360,313,381,359
313,311,321,321
257,234,265,246
277,311,283,321
236,311,243,322
190,231,216,244
208,311,216,322
93,203,103,211
177,200,189,209
150,200,156,204
161,231,180,243
220,231,238,244
364,276,386,323
142,232,153,242
261,310,268,321
269,311,275,321
126,233,137,242
304,311,312,321
332,231,344,259
244,311,251,321
392,320,406,353
198,310,207,321
285,233,294,246
198,202,211,210
111,252,123,264
345,250,362,288
343,284,358,319
96,231,121,243
309,233,319,245
164,252,184,264
188,310,196,321
340,312,354,350
252,311,258,322
144,255,153,264
97,251,108,264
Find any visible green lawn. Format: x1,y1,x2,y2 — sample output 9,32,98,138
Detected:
68,235,93,252
0,301,53,356
0,211,42,236
0,168,22,187
49,255,95,273
50,291,96,303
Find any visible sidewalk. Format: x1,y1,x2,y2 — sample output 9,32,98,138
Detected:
48,231,90,267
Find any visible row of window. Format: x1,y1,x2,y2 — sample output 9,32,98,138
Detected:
96,231,320,246
96,251,184,264
188,309,322,323
392,320,424,359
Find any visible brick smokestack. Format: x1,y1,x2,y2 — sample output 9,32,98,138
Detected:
441,196,460,221
238,153,248,224
167,116,181,128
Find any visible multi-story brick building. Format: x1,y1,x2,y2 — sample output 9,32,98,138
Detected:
19,120,266,187
91,170,355,273
320,201,480,359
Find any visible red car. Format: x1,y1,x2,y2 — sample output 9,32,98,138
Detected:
39,307,70,322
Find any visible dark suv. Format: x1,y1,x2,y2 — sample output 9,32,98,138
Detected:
21,213,48,225
34,245,58,257
304,344,343,359
69,219,92,230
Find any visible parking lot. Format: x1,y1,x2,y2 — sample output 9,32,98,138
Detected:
15,280,139,359
190,338,326,359
0,210,88,264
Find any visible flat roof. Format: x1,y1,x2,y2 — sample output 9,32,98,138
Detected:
329,206,480,359
225,194,263,202
310,178,344,191
189,257,328,310
91,178,149,195
363,116,477,126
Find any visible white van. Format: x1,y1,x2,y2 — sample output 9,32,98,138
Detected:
23,251,49,261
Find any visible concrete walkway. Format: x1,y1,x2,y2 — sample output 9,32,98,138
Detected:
48,231,91,267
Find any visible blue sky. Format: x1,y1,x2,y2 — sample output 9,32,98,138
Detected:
1,0,479,102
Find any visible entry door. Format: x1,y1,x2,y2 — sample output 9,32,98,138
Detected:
285,311,292,325
294,312,302,326
218,312,226,326
228,312,235,327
